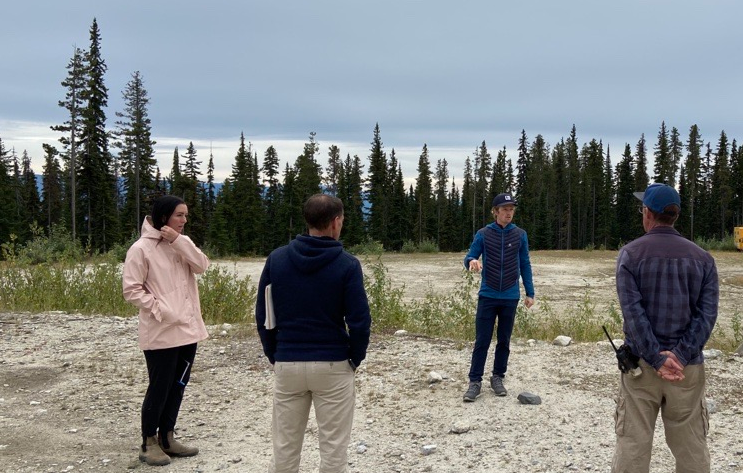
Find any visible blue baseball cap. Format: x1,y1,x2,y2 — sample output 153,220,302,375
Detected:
492,193,517,208
633,183,680,214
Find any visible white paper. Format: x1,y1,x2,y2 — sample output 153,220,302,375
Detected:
265,284,276,330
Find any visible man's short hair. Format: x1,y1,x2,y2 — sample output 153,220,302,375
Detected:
303,194,344,230
647,205,680,225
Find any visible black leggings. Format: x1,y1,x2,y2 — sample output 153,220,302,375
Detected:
141,343,197,440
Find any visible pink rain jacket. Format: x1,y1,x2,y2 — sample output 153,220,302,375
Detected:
123,217,210,350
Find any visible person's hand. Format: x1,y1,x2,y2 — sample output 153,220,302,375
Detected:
657,350,685,382
468,260,482,272
524,297,535,309
160,225,180,243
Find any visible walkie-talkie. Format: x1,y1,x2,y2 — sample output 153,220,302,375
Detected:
602,326,642,378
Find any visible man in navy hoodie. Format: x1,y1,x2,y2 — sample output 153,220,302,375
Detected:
256,194,371,473
462,192,535,402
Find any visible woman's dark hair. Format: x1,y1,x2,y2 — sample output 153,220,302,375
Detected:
151,195,185,230
303,194,344,230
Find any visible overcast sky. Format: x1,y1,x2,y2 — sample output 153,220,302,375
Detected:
2,1,742,184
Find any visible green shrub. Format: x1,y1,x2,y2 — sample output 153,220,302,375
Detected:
363,257,407,331
694,234,738,251
400,240,417,254
198,265,257,324
417,238,439,253
4,224,86,265
348,238,385,256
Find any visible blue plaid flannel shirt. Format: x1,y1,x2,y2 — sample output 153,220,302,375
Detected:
616,226,718,370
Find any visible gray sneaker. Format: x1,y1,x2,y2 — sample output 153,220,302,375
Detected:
490,375,507,396
463,381,481,402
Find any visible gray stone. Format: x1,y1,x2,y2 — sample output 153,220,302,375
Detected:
703,349,723,360
427,371,443,384
553,335,572,347
517,392,542,405
421,444,437,455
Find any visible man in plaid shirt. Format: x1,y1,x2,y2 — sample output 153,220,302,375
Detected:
612,183,718,473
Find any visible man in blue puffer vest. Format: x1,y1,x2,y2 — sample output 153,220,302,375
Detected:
462,192,535,402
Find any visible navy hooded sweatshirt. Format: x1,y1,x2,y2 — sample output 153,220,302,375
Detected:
255,234,371,367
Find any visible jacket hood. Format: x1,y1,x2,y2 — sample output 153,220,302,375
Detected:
288,234,344,274
140,216,163,240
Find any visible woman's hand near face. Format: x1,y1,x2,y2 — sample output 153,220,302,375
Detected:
160,225,180,243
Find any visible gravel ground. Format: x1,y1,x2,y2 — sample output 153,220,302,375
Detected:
1,311,742,473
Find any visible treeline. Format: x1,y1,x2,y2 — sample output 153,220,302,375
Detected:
2,19,743,257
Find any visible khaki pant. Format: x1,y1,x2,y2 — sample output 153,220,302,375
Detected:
269,361,355,473
612,360,710,473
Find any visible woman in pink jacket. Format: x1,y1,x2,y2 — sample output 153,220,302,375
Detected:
123,195,209,467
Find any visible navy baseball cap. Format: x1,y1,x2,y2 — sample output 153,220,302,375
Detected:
633,183,680,214
492,193,517,208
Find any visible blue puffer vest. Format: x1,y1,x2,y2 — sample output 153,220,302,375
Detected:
483,225,524,292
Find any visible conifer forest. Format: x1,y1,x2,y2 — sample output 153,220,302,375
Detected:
2,19,742,257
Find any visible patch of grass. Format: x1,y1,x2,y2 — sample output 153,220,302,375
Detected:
0,260,256,325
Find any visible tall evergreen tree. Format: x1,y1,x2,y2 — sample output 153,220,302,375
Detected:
0,137,18,244
41,144,64,230
366,124,389,246
337,153,365,246
18,151,42,240
386,150,408,250
730,140,743,226
52,46,86,240
77,18,118,251
261,145,283,251
669,126,683,187
615,144,638,244
708,130,732,238
565,125,581,249
653,121,673,184
678,125,704,239
114,71,156,236
325,144,342,196
474,141,492,228
413,144,434,244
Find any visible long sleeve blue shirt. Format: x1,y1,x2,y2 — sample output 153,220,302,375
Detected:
463,222,535,300
616,226,718,369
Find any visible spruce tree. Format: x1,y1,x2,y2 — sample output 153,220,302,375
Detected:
52,46,86,240
413,144,434,244
261,145,283,251
678,125,704,240
730,140,743,226
77,18,118,251
41,144,64,231
386,150,408,250
337,153,365,247
669,126,683,187
0,137,18,244
615,144,638,244
367,123,388,246
709,130,732,239
325,145,342,196
19,151,42,240
114,71,156,236
474,141,492,228
652,121,673,184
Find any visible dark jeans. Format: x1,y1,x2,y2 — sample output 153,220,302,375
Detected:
468,297,517,382
142,343,197,440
